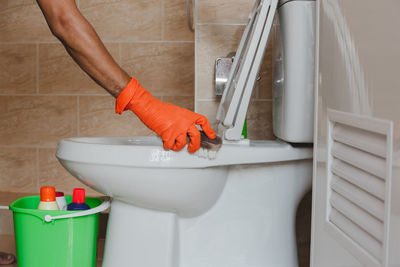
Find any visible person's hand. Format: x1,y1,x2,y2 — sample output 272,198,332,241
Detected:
116,78,216,153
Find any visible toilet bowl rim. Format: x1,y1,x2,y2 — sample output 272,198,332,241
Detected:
56,136,313,169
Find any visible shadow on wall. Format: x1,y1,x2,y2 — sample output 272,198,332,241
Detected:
296,190,312,267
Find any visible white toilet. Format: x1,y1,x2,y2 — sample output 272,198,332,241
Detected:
56,0,315,266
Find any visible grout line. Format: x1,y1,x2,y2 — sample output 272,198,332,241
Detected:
77,96,80,137
103,40,195,44
36,148,40,192
193,0,197,29
118,43,122,65
196,22,247,26
0,41,60,45
0,93,194,97
161,0,165,40
0,144,58,149
248,98,274,102
196,98,272,102
250,99,273,102
36,43,39,94
0,93,110,97
194,21,198,112
162,95,195,99
160,94,194,97
0,40,195,45
196,98,218,102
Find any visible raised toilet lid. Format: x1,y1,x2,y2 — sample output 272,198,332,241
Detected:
217,0,278,141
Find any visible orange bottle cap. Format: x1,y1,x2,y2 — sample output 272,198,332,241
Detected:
40,186,56,202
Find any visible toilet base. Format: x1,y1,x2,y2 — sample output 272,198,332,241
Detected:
102,160,312,267
102,200,179,267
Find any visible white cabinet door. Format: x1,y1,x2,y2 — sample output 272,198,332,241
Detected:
311,1,400,266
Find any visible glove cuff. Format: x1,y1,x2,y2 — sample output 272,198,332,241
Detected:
115,77,140,114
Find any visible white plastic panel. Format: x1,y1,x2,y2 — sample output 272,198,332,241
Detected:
311,0,400,266
216,0,278,140
325,109,393,266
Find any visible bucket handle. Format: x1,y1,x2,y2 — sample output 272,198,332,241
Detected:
44,196,111,223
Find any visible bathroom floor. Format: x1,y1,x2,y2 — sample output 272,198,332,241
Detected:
0,191,311,267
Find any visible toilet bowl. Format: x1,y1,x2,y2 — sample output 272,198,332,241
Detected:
56,0,315,266
56,136,312,267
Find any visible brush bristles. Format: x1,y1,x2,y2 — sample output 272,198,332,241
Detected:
200,131,222,151
194,131,222,159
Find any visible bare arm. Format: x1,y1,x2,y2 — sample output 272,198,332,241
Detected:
36,0,130,98
36,0,217,152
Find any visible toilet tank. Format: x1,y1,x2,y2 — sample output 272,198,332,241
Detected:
273,0,316,143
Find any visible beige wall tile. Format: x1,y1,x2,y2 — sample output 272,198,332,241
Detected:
0,96,77,147
0,210,14,235
0,147,37,193
196,24,245,99
39,43,119,95
0,0,55,42
80,0,162,41
246,100,274,140
121,42,194,96
164,0,194,41
79,96,153,137
197,0,254,24
39,148,99,196
163,96,194,111
196,100,219,130
0,234,16,255
0,44,36,94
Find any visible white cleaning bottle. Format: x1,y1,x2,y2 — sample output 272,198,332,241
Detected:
55,191,67,211
38,186,59,210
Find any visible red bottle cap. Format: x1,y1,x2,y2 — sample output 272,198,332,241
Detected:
40,186,56,202
55,191,64,197
72,188,86,204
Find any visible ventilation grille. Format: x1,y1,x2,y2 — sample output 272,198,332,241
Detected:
326,109,393,267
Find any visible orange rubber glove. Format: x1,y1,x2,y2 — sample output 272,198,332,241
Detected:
116,77,216,153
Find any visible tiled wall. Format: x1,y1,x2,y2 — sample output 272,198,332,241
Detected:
0,0,194,195
194,0,275,140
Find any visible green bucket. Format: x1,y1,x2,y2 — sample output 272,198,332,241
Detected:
9,195,110,267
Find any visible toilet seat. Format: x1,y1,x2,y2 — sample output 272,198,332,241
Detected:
57,136,312,169
217,0,278,141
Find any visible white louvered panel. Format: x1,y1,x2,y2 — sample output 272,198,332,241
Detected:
332,123,387,158
329,209,382,261
330,191,384,242
331,141,386,179
326,109,393,266
331,159,385,200
330,175,385,221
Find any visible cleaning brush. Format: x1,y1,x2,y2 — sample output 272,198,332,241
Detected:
196,130,223,159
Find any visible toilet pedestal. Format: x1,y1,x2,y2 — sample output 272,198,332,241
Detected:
102,200,179,267
102,160,312,267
